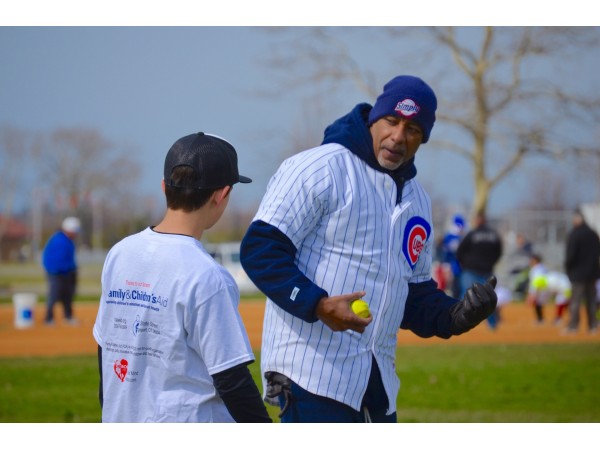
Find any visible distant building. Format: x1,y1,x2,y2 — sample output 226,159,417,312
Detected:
581,202,600,236
203,241,260,295
0,215,31,261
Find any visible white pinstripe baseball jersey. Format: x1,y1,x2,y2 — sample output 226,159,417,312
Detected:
254,143,434,413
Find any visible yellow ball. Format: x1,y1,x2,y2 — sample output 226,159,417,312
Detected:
351,299,371,318
532,275,548,290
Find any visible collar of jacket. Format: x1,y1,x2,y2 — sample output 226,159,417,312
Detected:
321,103,417,203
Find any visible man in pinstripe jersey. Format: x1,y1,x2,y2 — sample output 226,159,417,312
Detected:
240,75,498,422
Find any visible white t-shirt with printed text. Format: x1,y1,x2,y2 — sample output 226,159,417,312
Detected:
93,227,255,422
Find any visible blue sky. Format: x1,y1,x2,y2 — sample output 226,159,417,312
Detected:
1,8,598,220
0,27,294,211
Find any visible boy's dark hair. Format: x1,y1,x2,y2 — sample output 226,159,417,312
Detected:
165,166,219,212
530,253,543,264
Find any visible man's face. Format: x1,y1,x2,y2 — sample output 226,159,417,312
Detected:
65,231,79,240
370,115,424,171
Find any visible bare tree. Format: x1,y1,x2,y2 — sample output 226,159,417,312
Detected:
425,27,600,217
31,127,141,249
34,128,138,211
261,27,600,218
0,125,33,241
518,169,570,211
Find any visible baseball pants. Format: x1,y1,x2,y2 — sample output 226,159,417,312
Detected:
277,357,396,423
45,271,77,322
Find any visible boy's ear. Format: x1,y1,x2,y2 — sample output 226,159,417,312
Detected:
214,185,232,206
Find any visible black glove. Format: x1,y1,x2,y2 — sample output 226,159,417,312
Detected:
449,276,498,335
264,371,292,418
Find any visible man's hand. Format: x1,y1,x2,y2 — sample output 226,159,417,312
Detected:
315,291,372,333
450,276,498,335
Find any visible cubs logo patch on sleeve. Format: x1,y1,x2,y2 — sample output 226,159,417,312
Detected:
402,216,431,270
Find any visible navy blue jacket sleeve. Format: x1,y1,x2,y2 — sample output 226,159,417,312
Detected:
401,279,459,339
240,220,329,323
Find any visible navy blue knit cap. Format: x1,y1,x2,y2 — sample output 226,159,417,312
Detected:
368,75,437,143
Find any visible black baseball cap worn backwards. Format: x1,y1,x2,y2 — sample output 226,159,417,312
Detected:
164,132,252,189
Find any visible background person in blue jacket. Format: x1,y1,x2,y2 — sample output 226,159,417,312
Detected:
438,213,466,298
42,216,81,326
240,75,498,423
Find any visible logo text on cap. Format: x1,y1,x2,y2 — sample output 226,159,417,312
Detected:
395,99,420,117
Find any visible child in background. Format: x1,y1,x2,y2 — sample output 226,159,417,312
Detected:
546,271,572,325
526,254,551,324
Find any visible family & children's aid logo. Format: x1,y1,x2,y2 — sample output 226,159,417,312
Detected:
114,359,128,382
402,216,431,270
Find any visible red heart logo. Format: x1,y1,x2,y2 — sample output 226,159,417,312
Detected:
114,359,128,382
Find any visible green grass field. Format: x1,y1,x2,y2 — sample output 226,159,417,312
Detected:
2,262,599,423
1,343,598,423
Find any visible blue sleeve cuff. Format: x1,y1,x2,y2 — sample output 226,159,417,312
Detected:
400,279,458,339
240,220,328,322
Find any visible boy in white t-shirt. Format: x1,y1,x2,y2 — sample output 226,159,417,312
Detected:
93,132,271,423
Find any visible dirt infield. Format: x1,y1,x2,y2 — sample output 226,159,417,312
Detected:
0,300,598,358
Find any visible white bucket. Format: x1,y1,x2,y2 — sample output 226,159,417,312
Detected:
12,292,37,329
